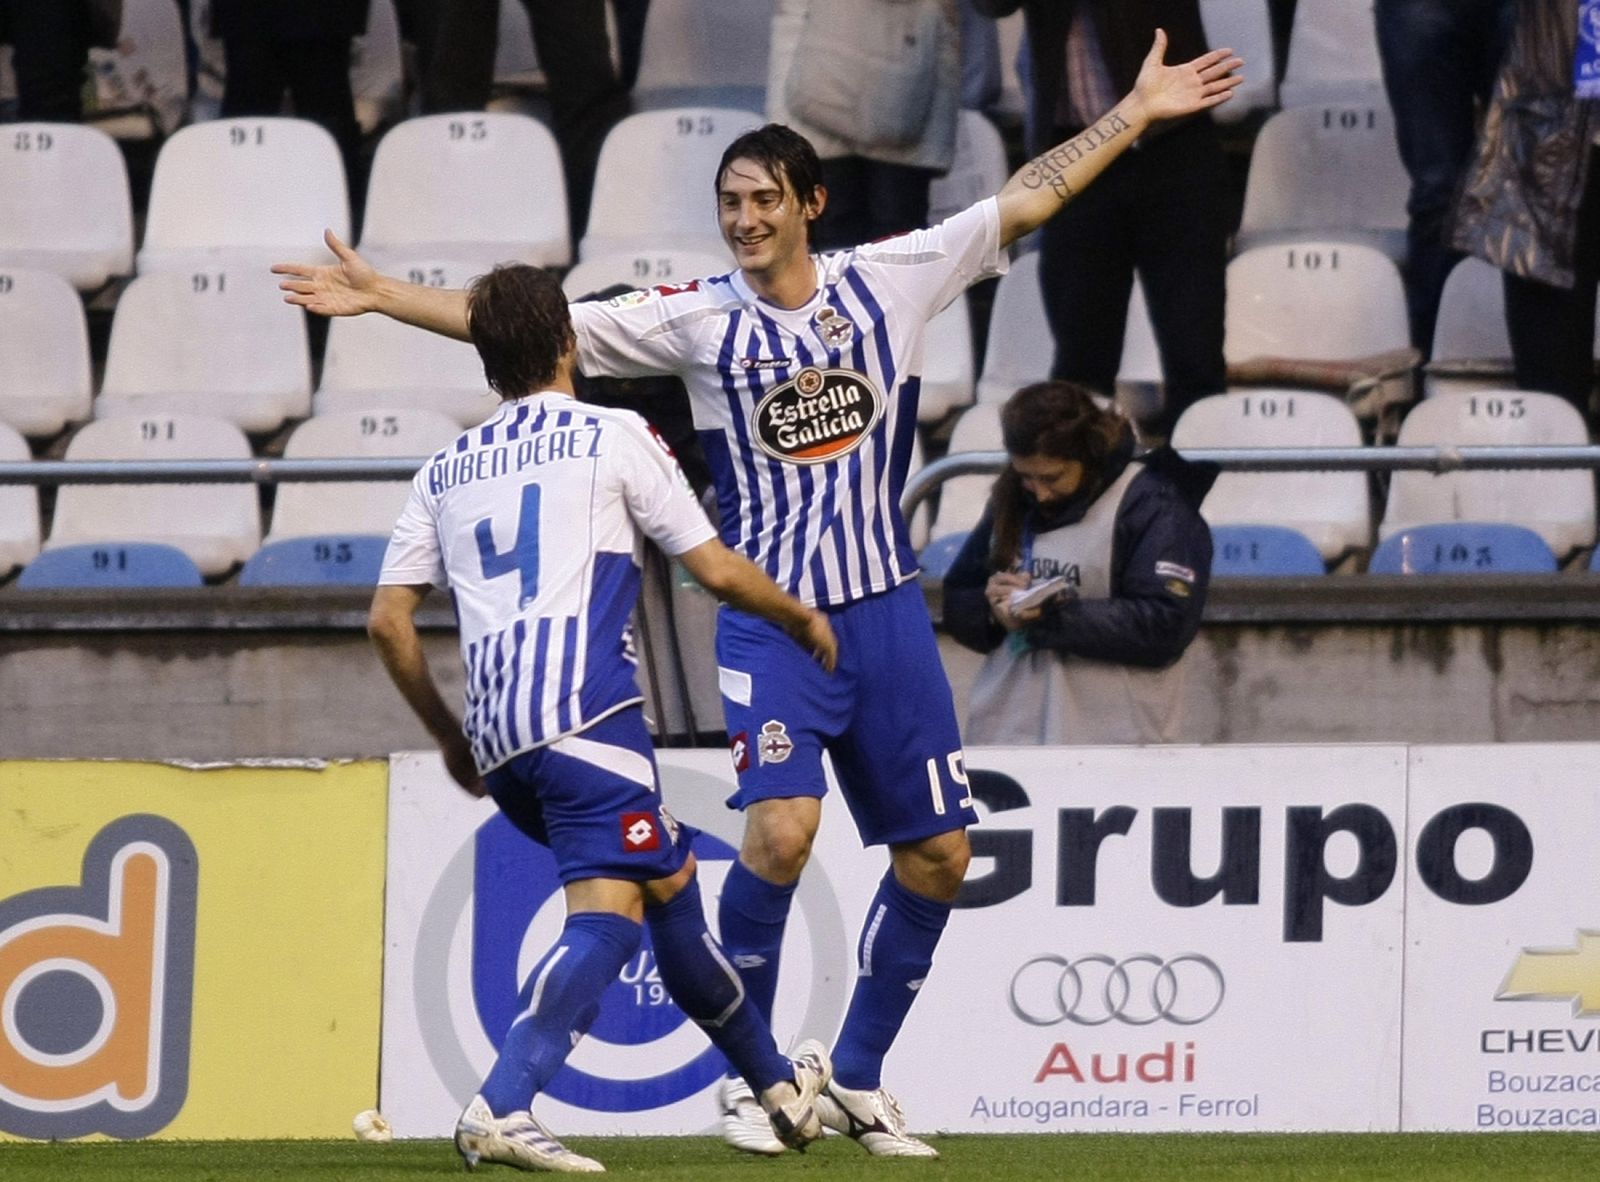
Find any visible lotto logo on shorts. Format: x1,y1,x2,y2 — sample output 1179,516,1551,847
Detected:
729,732,750,773
0,815,198,1140
621,813,661,852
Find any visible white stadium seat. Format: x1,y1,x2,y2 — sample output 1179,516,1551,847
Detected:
928,111,1009,227
1225,241,1409,365
0,421,41,577
1278,0,1385,108
1200,0,1278,122
930,403,1003,541
361,113,571,271
48,413,261,576
919,292,976,424
1235,103,1409,262
1425,256,1516,397
581,108,762,260
562,248,729,301
0,268,93,438
977,252,1052,405
635,0,770,112
85,0,190,140
1172,389,1371,561
1380,391,1597,561
0,122,133,290
97,270,312,433
316,258,498,426
352,0,405,135
139,117,349,275
266,409,463,542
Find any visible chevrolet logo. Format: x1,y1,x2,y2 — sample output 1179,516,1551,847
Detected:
1497,931,1600,1017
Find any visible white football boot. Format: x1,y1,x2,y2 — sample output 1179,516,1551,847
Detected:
455,1095,605,1173
717,1075,786,1155
815,1080,939,1158
757,1039,832,1151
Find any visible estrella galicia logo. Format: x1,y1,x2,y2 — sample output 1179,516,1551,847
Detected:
751,367,883,465
0,815,198,1139
471,813,737,1112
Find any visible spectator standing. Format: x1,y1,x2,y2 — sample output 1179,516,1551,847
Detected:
0,0,118,121
943,381,1215,744
1452,0,1600,431
1375,0,1514,357
766,0,963,248
973,0,1232,440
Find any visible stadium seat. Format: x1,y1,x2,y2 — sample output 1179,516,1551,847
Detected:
1278,0,1385,108
1119,279,1162,386
238,535,390,587
1200,0,1277,122
96,270,312,433
315,261,498,426
138,117,349,275
919,292,976,424
1225,241,1409,365
265,409,461,544
1235,103,1409,262
918,530,969,580
85,0,189,140
0,422,41,577
18,541,205,588
562,248,729,301
0,268,93,438
636,0,770,112
928,111,1010,227
581,108,763,260
1171,389,1371,561
352,0,404,135
930,403,1003,540
1379,390,1597,561
0,122,133,290
1368,523,1559,575
907,430,932,550
360,113,571,271
1425,256,1514,397
1210,525,1327,576
46,413,261,576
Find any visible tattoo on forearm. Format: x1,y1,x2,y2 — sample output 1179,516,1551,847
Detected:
1018,111,1132,200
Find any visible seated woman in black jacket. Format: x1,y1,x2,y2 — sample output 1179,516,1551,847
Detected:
942,381,1216,744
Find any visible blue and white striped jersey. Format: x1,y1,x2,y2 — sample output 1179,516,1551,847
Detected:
379,394,717,772
572,198,1007,608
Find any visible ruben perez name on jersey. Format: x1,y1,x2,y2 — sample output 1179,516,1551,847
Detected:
379,394,716,772
570,198,1008,609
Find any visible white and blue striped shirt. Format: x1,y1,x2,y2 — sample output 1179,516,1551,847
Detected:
572,198,1007,608
380,394,717,771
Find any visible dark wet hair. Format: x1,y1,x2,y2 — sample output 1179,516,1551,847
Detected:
715,123,825,236
465,264,573,399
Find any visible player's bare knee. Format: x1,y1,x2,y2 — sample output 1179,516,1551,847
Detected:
892,829,971,901
740,821,814,882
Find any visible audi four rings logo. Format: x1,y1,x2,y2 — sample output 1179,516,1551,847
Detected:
1008,954,1226,1027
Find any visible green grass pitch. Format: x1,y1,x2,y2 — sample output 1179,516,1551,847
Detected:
5,1133,1600,1180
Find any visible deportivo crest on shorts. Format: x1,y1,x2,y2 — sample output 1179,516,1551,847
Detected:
621,812,661,851
752,366,883,464
730,730,751,773
757,720,794,765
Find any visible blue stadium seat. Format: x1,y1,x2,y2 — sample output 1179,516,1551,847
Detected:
1210,525,1327,576
919,531,970,581
1591,547,1600,573
18,542,204,588
237,535,388,586
1368,523,1559,575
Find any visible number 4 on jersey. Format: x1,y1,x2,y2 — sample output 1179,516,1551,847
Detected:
475,482,542,606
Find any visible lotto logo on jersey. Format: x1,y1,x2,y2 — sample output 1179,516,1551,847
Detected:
752,366,883,465
0,815,198,1140
621,813,661,852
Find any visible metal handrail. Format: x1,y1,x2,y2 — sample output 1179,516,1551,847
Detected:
900,445,1600,518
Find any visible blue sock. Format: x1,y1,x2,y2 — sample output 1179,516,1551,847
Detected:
830,871,951,1091
649,876,791,1093
716,859,796,1034
479,911,641,1117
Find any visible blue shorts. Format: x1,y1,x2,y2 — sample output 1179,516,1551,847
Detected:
716,579,977,846
483,706,697,884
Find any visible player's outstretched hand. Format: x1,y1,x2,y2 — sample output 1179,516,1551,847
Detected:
271,228,381,318
440,733,487,798
1131,28,1243,125
792,608,838,674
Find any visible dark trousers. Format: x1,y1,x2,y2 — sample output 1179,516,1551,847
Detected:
815,157,937,251
2,0,91,121
1037,118,1230,438
1504,148,1600,427
422,0,629,241
1376,0,1514,356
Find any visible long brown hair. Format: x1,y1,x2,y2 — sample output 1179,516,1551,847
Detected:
988,381,1128,569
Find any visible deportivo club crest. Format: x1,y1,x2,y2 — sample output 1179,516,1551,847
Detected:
757,720,794,765
813,305,855,348
751,366,884,465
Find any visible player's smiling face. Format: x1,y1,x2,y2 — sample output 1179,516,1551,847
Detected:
717,158,820,280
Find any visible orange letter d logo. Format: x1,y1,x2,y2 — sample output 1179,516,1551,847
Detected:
0,815,197,1139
